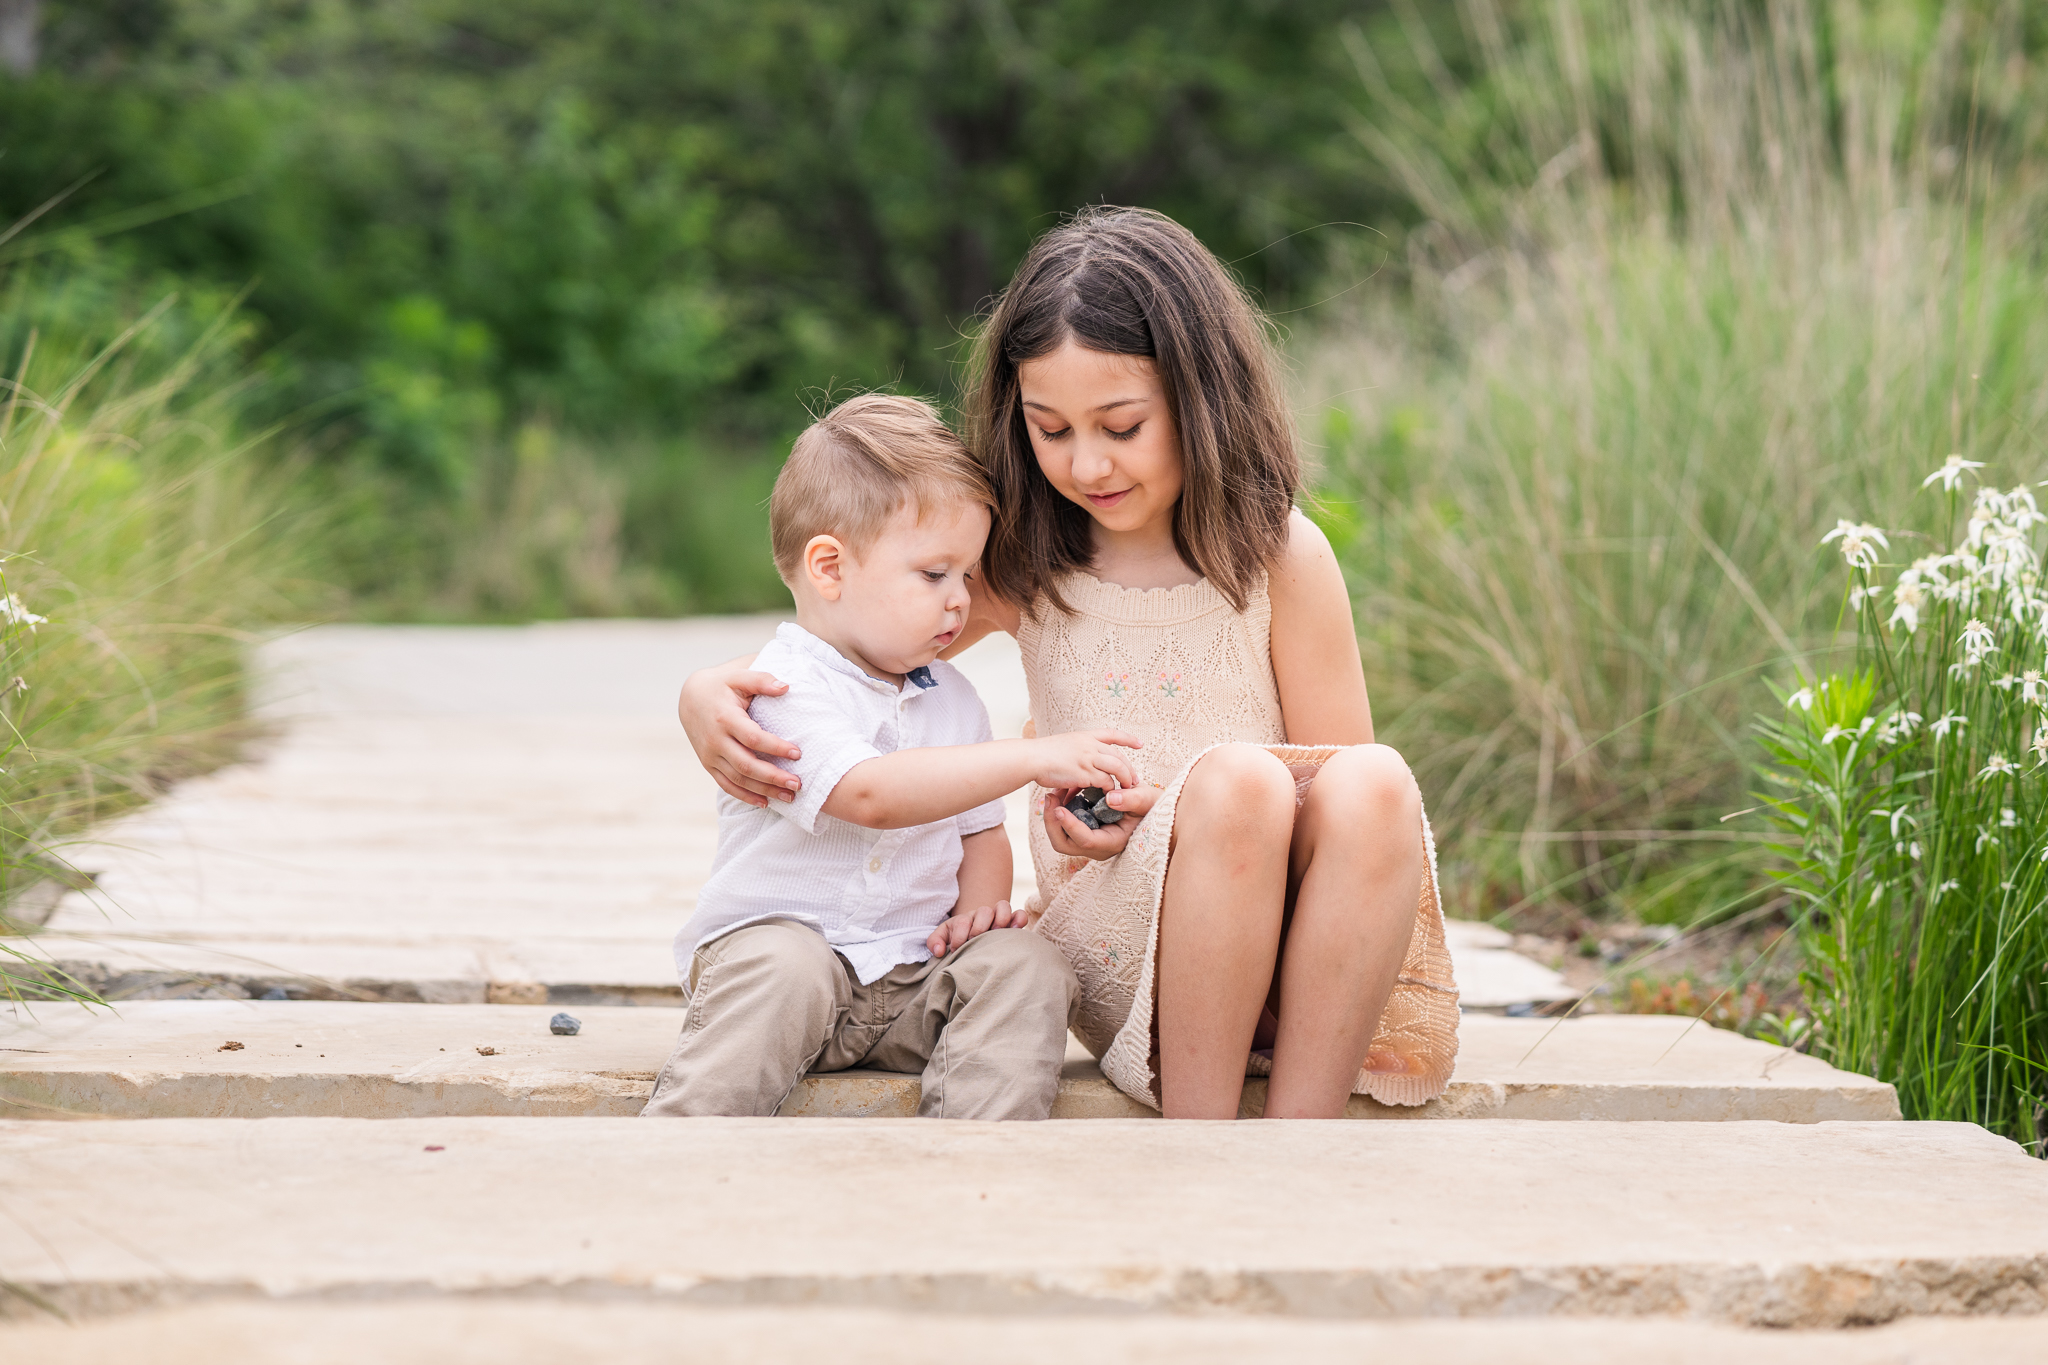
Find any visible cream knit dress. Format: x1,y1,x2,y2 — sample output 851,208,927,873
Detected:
1019,570,1460,1109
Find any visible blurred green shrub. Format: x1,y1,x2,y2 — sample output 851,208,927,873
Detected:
0,250,334,994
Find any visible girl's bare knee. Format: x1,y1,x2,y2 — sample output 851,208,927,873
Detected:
1319,744,1421,825
1184,743,1295,831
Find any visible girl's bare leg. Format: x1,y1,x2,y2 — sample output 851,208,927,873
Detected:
1264,744,1424,1119
1155,744,1296,1118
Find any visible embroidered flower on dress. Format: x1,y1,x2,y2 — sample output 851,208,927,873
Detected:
1103,670,1129,699
1158,671,1182,697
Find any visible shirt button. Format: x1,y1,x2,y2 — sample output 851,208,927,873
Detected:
868,857,882,872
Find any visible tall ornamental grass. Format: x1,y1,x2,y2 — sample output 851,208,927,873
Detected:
0,263,326,997
1304,0,2048,927
1760,475,2047,1151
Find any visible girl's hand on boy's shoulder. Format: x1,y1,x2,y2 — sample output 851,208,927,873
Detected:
1041,783,1161,863
927,900,1026,956
679,659,800,807
1026,728,1142,793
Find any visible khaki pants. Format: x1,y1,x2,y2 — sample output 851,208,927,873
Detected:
641,919,1079,1120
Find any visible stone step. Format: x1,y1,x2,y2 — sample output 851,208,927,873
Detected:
1,1117,2041,1327
4,1301,2045,1364
7,620,1570,1013
1,1000,1898,1121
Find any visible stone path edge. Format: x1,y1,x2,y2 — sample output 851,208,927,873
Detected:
7,1302,2047,1365
10,1249,2047,1328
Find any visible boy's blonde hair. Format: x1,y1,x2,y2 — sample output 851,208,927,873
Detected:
770,394,992,582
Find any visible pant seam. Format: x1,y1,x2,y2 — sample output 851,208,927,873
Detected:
649,946,719,1102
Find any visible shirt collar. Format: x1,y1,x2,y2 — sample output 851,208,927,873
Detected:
776,622,938,698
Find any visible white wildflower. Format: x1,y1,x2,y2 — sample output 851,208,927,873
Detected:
1976,824,2001,854
0,594,45,632
1930,713,1969,741
1822,725,1852,745
1785,686,1816,712
2034,727,2048,766
2002,807,2019,827
1889,580,1924,633
2007,485,2046,532
1821,519,1888,572
1923,453,1986,491
1961,617,1999,663
1909,841,1923,861
1979,752,2018,780
1849,583,1880,611
2025,671,2047,705
1992,673,2020,692
1937,879,1962,897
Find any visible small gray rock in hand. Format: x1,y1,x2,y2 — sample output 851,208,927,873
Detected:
1064,786,1124,830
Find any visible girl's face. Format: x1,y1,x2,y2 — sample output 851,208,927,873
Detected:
1017,340,1182,542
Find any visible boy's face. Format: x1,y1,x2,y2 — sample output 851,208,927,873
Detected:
801,498,991,682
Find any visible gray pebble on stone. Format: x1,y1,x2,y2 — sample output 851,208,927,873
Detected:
549,1013,581,1036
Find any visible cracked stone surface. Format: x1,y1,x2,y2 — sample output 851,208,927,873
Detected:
0,1118,2040,1327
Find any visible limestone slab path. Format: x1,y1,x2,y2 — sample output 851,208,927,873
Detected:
2,1117,2043,1327
13,620,1566,1009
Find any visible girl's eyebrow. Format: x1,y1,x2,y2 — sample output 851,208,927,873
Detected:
1020,397,1148,413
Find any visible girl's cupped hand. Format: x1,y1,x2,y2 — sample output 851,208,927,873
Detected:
678,657,797,806
1042,781,1162,862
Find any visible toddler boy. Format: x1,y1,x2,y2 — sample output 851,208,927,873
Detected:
642,394,1136,1120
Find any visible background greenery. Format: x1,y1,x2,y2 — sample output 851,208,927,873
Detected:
3,2,2046,1135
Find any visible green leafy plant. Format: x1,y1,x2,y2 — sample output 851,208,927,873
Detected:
1758,472,2048,1152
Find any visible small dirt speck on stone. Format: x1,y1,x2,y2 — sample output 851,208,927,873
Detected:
424,1145,444,1152
476,1046,498,1056
218,1041,244,1052
549,1013,582,1036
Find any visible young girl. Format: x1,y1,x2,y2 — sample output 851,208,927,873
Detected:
681,207,1457,1119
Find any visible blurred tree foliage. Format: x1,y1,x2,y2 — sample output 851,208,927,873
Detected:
0,0,1411,485
6,1,2029,615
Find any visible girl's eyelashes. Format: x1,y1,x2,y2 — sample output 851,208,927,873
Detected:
921,569,948,583
1033,422,1140,441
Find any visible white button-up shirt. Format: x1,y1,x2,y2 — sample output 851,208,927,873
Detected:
677,622,1008,985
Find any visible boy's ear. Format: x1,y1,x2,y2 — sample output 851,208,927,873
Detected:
803,534,848,602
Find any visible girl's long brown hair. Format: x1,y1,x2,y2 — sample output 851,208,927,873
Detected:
966,206,1299,614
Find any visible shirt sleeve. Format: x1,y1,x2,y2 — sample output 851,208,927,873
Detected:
749,676,881,836
953,692,1010,838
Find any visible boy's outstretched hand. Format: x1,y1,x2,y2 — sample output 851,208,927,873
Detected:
927,900,1027,956
1025,728,1143,794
